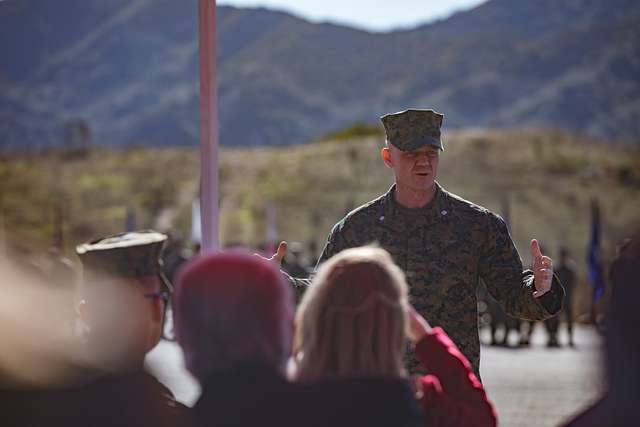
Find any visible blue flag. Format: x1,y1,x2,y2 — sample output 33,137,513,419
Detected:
587,199,604,301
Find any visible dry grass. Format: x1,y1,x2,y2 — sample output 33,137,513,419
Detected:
1,130,639,315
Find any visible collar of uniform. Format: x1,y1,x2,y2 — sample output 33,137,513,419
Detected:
381,182,450,229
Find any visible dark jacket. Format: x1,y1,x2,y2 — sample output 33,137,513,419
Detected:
194,364,422,427
2,370,195,427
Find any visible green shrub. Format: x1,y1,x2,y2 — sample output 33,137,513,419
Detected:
318,122,383,142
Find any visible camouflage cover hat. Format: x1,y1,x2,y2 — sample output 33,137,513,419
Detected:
380,108,444,151
76,230,172,290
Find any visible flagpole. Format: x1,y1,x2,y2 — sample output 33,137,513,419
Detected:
198,0,220,253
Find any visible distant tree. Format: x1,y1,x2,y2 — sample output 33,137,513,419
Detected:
318,122,383,142
63,118,91,159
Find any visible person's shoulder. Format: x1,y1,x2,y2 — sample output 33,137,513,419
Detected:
440,188,509,239
442,188,496,219
332,193,386,232
347,193,386,221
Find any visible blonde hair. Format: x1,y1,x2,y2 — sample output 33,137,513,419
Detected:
294,246,408,381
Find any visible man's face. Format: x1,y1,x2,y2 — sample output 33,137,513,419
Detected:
382,144,440,192
136,276,166,352
79,275,166,370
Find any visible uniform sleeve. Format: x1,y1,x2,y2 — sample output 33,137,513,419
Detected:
415,328,497,427
282,272,312,303
478,212,564,320
283,219,352,302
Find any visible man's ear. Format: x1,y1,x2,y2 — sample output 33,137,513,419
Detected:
76,298,87,321
381,147,393,168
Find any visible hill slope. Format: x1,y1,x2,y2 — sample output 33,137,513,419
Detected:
1,0,639,150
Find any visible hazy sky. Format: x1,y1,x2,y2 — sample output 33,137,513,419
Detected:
217,0,488,32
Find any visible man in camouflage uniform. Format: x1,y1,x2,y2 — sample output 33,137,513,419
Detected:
277,109,564,379
3,231,195,427
75,231,193,425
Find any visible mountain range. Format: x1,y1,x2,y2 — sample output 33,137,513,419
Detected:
1,0,639,150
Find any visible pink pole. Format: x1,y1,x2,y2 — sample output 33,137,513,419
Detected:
197,0,220,252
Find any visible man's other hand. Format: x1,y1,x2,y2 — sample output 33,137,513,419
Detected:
269,241,287,266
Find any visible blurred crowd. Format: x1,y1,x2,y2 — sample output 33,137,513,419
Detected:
479,246,577,349
0,230,637,427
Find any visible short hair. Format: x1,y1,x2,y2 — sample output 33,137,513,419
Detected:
294,246,408,381
174,251,293,381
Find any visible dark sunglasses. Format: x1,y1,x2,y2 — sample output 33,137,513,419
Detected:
144,272,176,341
144,290,171,303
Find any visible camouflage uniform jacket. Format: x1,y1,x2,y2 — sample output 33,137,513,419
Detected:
289,183,565,379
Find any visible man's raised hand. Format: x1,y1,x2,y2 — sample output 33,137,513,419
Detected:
254,241,287,266
531,239,553,298
269,241,287,266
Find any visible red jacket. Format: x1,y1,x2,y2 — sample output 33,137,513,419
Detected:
414,327,497,427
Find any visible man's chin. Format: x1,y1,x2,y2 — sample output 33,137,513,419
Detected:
411,177,434,188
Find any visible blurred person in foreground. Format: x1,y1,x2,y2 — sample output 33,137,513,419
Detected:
161,231,189,287
564,234,640,427
272,108,565,378
294,246,496,427
0,257,80,389
174,250,423,427
3,230,193,427
174,251,300,427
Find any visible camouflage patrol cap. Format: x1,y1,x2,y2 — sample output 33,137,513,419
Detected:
380,108,444,151
76,230,172,290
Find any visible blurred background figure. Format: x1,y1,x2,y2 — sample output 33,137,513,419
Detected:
545,247,577,347
564,233,640,426
2,230,193,427
294,246,496,427
517,320,535,347
174,251,297,427
281,241,311,278
480,281,521,347
161,231,189,287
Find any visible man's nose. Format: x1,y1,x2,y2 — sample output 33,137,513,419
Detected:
415,154,430,165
